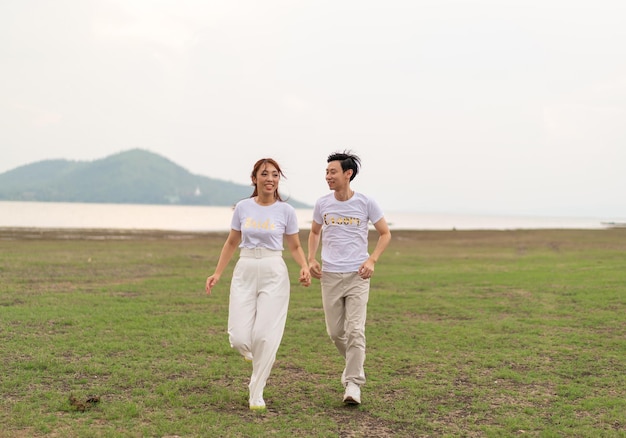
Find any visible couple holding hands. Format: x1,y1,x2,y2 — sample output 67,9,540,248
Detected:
205,151,391,410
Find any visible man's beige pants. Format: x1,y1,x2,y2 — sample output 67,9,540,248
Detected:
321,272,370,387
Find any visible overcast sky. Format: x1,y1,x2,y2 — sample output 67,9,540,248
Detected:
2,0,625,218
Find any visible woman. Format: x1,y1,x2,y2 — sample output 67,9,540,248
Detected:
205,158,311,410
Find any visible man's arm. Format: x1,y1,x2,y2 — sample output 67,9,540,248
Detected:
307,221,322,279
358,217,391,279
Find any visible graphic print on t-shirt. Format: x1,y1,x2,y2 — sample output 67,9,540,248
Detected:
244,217,276,230
322,213,362,226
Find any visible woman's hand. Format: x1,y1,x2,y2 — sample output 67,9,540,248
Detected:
299,267,311,287
205,274,219,295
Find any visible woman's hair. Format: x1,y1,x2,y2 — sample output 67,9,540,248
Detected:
250,158,286,201
327,150,361,182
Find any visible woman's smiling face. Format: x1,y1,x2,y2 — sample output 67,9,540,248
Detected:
254,163,280,196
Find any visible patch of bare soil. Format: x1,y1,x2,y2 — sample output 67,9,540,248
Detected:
269,362,408,437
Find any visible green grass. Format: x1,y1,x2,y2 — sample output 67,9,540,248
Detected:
1,228,625,437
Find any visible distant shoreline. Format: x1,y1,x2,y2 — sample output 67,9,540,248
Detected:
0,227,230,241
2,201,624,232
2,226,622,242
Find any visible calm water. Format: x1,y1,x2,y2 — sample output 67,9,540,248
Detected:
0,201,621,231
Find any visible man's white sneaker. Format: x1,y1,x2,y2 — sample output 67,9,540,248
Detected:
343,382,361,405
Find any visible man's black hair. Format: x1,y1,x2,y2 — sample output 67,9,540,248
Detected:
327,150,361,182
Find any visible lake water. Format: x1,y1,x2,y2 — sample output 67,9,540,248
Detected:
0,201,622,232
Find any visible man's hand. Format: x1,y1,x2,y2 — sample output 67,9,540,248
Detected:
309,259,322,279
358,259,375,279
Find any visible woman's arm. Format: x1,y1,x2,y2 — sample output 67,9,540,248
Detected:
285,233,311,287
205,229,242,295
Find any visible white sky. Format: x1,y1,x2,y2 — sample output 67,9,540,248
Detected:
2,0,625,217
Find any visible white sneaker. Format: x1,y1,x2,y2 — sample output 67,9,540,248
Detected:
249,397,266,411
343,382,361,405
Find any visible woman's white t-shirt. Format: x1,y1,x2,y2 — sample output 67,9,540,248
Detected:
231,198,299,250
312,192,384,272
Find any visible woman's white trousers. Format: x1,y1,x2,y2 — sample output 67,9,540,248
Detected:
228,248,290,406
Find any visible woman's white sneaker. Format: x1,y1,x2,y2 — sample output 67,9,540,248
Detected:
249,398,266,410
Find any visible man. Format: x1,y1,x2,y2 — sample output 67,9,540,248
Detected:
308,151,391,405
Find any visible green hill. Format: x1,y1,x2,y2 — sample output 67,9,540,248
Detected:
0,149,311,208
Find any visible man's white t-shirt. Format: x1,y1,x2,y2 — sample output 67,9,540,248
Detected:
231,198,299,250
312,192,384,272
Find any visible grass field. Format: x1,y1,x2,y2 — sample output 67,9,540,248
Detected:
1,227,625,437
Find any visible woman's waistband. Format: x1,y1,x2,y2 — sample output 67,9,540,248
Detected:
239,248,283,258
